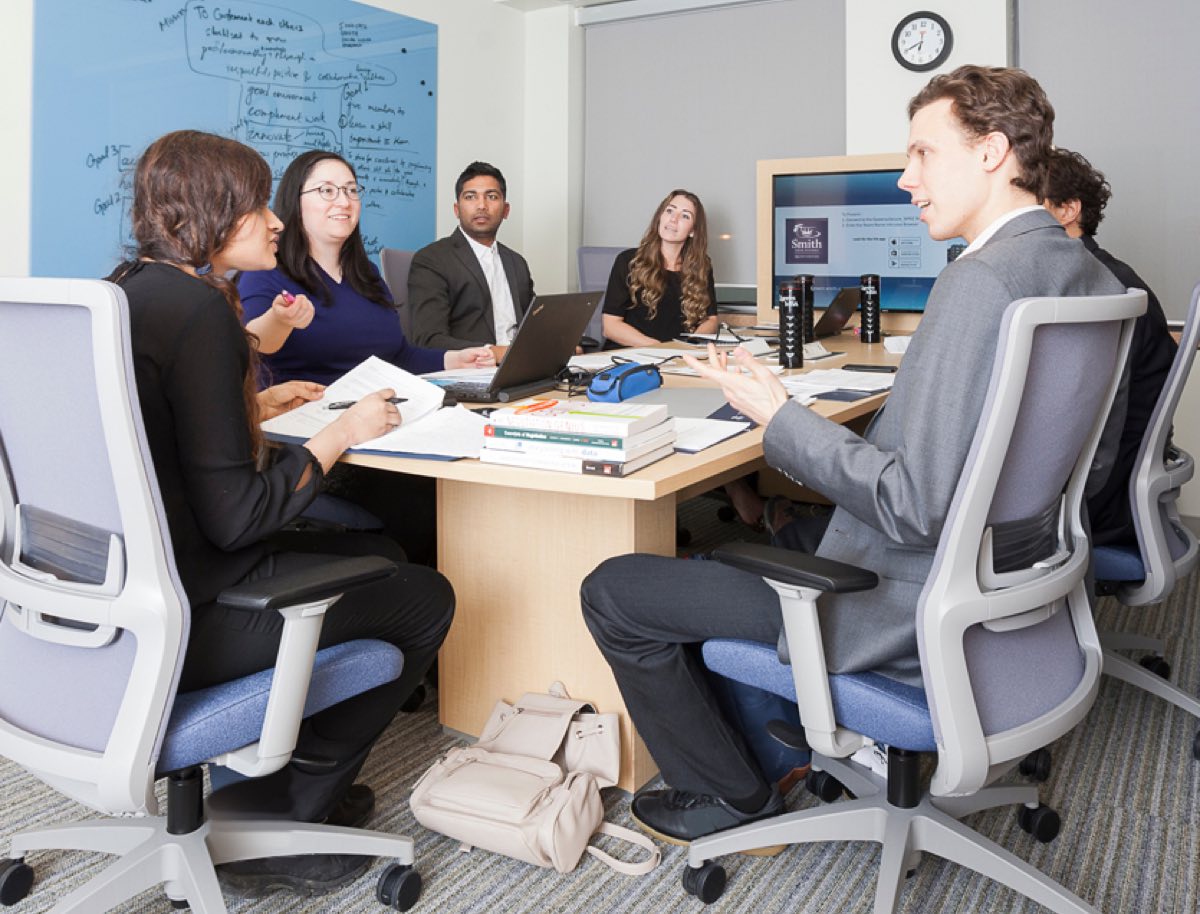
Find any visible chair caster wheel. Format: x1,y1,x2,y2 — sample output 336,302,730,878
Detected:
0,858,34,906
1018,804,1061,843
399,684,426,713
376,863,421,911
682,862,726,904
805,770,844,804
716,505,737,523
1139,654,1171,679
1019,748,1052,782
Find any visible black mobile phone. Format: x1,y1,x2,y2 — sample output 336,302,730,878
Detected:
842,363,897,373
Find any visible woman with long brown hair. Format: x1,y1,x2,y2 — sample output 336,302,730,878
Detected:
601,189,719,348
108,130,454,897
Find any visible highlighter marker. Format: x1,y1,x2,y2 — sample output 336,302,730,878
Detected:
281,290,296,304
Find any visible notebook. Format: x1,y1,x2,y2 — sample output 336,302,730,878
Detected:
434,291,602,403
812,286,860,338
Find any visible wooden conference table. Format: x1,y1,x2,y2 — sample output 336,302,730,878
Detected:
344,334,900,790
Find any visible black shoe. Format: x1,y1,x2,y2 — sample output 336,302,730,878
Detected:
631,787,786,856
218,852,372,898
325,783,375,828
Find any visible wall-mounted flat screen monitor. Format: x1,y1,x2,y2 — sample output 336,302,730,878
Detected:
756,153,965,321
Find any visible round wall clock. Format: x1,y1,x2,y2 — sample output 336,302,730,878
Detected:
892,11,953,72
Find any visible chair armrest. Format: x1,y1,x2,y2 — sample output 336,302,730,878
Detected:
711,543,878,593
216,556,396,611
209,555,396,778
712,543,873,759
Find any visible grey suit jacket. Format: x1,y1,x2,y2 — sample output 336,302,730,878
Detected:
407,229,535,349
763,209,1125,687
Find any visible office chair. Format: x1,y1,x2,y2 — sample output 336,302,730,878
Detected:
694,291,1146,912
1093,280,1200,760
577,245,624,349
0,278,422,912
380,247,417,337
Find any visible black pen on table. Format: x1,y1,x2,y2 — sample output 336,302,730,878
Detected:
325,396,407,410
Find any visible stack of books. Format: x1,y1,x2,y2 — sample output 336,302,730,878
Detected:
480,400,676,477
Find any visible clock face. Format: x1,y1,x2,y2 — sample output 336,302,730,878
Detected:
892,12,953,72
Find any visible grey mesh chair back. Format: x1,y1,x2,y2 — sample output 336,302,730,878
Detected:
380,247,416,336
577,245,624,346
0,277,188,814
917,291,1145,797
1119,281,1200,604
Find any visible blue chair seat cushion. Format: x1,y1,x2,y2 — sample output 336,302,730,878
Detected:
701,639,936,752
1092,545,1145,583
157,639,404,774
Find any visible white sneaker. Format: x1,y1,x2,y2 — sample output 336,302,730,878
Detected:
850,742,888,780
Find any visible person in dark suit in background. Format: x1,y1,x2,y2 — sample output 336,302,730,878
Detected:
580,66,1125,848
1043,148,1177,547
407,162,535,360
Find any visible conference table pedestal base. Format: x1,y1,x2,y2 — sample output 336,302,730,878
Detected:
436,478,676,791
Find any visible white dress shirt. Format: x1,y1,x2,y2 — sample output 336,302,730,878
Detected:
460,227,518,344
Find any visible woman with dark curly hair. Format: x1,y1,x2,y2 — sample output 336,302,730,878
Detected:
601,189,719,348
109,130,454,897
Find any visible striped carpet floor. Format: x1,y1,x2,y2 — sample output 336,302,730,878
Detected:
2,505,1198,913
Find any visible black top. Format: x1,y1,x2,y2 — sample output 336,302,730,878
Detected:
1082,235,1178,547
602,248,718,345
118,262,321,605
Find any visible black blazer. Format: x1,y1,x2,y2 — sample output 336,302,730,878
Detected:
407,230,535,349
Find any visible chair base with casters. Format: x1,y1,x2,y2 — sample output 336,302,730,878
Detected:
1,637,422,913
1,557,425,914
699,637,1087,913
1093,515,1200,763
1098,634,1200,761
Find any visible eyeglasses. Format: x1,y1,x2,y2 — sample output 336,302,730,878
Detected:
301,182,364,202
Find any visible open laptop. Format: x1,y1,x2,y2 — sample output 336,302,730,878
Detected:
433,291,602,403
812,286,860,338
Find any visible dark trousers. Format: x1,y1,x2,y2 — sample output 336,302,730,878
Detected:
182,531,454,822
581,554,789,802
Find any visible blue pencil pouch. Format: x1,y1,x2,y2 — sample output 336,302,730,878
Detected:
587,363,663,402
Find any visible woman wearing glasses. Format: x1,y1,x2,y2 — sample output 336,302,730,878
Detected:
239,150,493,384
239,151,492,565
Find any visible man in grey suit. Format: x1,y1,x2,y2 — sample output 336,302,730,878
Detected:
581,65,1125,846
408,161,535,359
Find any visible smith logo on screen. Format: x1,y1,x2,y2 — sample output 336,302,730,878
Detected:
786,219,828,264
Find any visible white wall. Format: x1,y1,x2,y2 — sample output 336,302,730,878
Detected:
0,3,34,278
0,0,581,290
845,0,1010,154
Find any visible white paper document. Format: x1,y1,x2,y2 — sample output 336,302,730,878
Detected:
369,405,489,458
261,356,464,455
673,417,751,453
567,353,621,371
884,335,912,355
799,368,897,391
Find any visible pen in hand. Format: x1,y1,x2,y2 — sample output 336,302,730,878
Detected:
326,396,407,410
